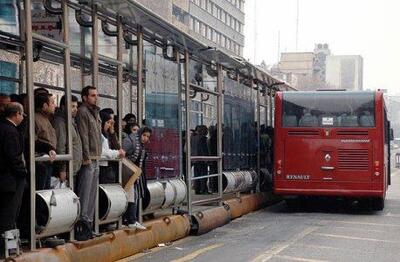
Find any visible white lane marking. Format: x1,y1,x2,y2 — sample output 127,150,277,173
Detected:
323,220,400,228
275,255,329,262
294,243,342,251
170,243,224,262
251,226,319,262
313,233,399,243
383,212,400,217
327,226,384,233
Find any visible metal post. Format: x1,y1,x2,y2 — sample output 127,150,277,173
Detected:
116,15,124,228
136,26,144,222
235,73,241,199
217,64,223,205
269,90,273,127
61,0,74,240
23,0,36,250
91,3,99,234
136,27,144,125
91,4,99,88
184,51,192,215
80,26,85,89
256,87,261,192
177,52,184,185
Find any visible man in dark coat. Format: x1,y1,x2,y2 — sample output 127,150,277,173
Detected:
0,102,27,256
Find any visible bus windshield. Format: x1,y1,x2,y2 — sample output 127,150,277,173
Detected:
282,91,375,128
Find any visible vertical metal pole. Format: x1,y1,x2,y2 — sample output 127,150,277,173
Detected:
91,3,99,234
136,26,144,125
256,87,261,192
62,0,74,240
136,26,144,222
184,51,192,215
91,4,99,88
235,73,240,199
23,0,36,250
270,90,274,128
177,53,183,184
264,92,268,126
217,64,223,205
80,26,85,89
116,16,123,228
269,89,273,127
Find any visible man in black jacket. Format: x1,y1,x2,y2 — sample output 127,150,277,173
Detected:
0,102,27,256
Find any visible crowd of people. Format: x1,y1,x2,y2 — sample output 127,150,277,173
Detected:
0,86,151,256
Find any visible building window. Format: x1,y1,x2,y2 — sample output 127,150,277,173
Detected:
172,5,188,24
207,1,212,13
216,32,220,45
211,29,216,43
194,19,200,33
201,24,207,37
213,5,218,17
206,26,211,40
189,16,194,30
221,35,226,48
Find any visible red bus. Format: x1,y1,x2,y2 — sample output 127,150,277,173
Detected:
273,90,392,210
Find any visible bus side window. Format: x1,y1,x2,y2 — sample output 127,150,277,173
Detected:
283,114,298,127
359,111,374,127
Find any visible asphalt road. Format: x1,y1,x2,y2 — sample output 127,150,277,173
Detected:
127,168,400,262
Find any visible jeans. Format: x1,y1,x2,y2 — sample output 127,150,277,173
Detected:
76,161,99,223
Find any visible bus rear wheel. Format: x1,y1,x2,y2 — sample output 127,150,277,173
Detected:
371,197,384,211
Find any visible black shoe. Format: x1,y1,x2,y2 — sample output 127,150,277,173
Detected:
75,220,92,241
43,237,65,248
91,231,103,238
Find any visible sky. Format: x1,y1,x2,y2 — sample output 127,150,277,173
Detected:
244,0,400,94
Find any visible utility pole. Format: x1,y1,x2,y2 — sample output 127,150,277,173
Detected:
277,30,281,66
253,0,257,64
296,0,299,51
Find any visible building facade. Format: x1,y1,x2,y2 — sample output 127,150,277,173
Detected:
326,55,363,90
132,0,245,57
188,0,245,56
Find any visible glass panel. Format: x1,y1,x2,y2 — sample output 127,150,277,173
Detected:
144,46,180,179
223,77,256,170
98,19,116,59
33,60,64,87
282,91,375,128
98,97,117,111
0,0,19,36
31,0,63,41
122,80,131,116
98,73,116,97
69,7,82,55
0,49,19,95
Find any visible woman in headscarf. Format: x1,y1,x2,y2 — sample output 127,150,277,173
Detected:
122,126,151,229
99,111,125,184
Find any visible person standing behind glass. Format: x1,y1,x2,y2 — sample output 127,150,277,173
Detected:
122,127,151,230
